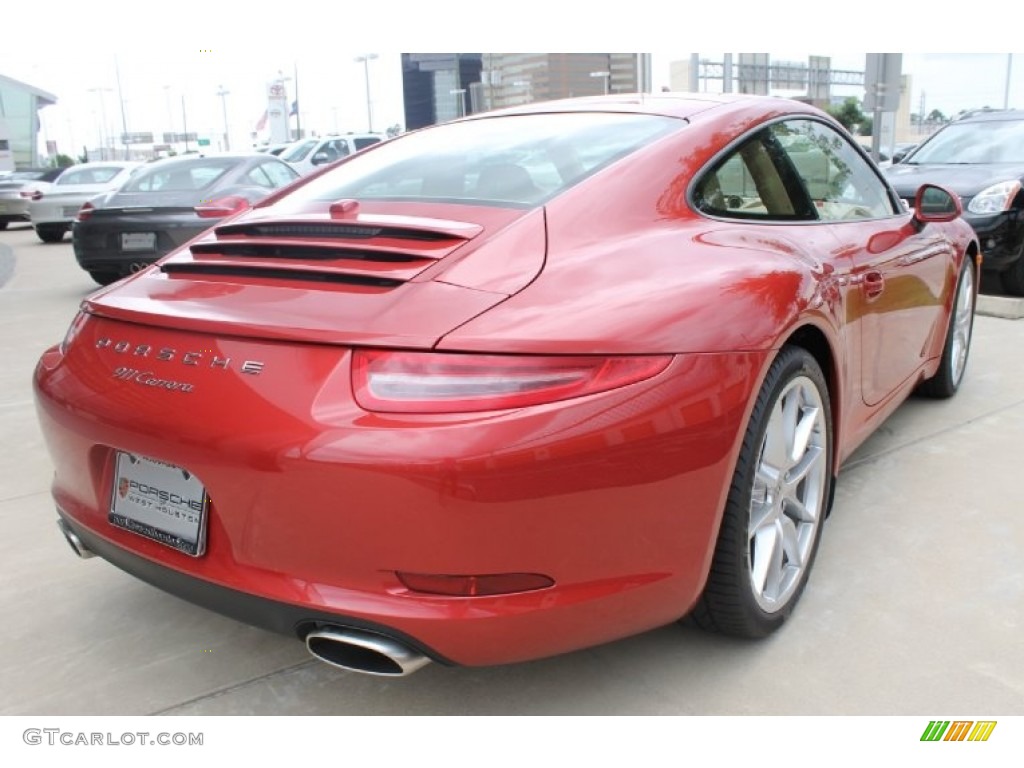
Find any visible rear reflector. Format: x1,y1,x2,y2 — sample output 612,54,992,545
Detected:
397,572,554,596
352,350,672,413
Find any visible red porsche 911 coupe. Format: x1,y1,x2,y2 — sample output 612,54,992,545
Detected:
34,93,978,676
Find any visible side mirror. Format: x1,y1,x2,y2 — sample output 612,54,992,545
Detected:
312,152,331,165
891,149,911,164
913,184,961,223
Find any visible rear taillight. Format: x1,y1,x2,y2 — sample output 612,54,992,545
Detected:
22,189,43,201
75,202,94,222
351,350,672,413
194,195,251,219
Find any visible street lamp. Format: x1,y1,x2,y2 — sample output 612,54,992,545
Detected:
590,70,611,95
355,53,379,132
87,87,112,160
217,85,231,151
450,88,467,118
162,85,175,146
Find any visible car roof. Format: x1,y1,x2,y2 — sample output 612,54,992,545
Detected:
475,92,824,123
954,108,1024,123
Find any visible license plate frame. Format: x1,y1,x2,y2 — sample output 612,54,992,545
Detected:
121,232,156,251
109,452,208,556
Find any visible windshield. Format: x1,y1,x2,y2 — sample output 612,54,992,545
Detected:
280,140,318,162
283,112,682,208
908,117,1024,164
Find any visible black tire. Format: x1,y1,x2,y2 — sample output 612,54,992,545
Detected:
0,221,8,230
918,257,976,399
88,270,121,286
36,224,67,243
692,346,833,638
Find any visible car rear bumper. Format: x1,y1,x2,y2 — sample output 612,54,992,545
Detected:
33,315,765,666
72,217,210,275
55,510,456,665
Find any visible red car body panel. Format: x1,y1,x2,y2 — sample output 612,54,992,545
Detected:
33,93,978,668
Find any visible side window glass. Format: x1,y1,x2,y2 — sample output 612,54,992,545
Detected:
244,166,274,188
260,162,299,188
693,132,803,220
772,120,896,221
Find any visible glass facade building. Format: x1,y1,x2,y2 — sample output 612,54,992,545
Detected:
402,54,651,130
0,74,57,168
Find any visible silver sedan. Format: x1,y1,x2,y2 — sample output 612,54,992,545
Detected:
28,162,140,242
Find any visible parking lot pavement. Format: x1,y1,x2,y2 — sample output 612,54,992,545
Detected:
2,223,1022,715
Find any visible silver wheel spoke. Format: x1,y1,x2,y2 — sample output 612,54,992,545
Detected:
763,403,789,470
781,390,801,463
787,444,823,489
780,515,802,568
763,521,787,599
784,493,815,524
791,406,820,466
751,525,778,596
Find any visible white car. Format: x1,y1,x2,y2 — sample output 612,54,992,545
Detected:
28,161,140,242
279,134,384,175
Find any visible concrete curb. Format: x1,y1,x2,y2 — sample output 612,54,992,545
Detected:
977,294,1024,320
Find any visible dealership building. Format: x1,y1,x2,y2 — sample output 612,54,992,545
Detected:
0,74,57,168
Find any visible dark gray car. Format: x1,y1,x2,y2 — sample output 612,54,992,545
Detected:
884,109,1024,295
72,154,300,285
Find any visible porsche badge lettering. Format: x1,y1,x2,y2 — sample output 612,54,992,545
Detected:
95,337,265,375
112,367,195,392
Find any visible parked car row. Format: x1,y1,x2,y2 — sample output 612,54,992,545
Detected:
3,134,386,283
73,153,299,285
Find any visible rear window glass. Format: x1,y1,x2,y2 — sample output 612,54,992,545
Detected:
284,113,682,207
122,158,237,192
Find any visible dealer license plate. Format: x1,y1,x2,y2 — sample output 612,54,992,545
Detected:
109,452,208,556
121,232,156,251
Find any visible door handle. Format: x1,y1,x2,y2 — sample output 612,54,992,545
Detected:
863,271,884,299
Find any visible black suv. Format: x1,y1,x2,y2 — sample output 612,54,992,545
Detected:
885,109,1024,295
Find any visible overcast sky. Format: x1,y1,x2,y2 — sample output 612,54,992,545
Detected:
1,1,1020,156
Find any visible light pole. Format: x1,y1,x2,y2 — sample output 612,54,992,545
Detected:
355,53,378,132
217,85,231,151
590,70,611,95
163,85,175,146
87,87,112,160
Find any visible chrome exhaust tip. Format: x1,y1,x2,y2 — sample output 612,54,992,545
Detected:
56,518,95,559
305,627,431,676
